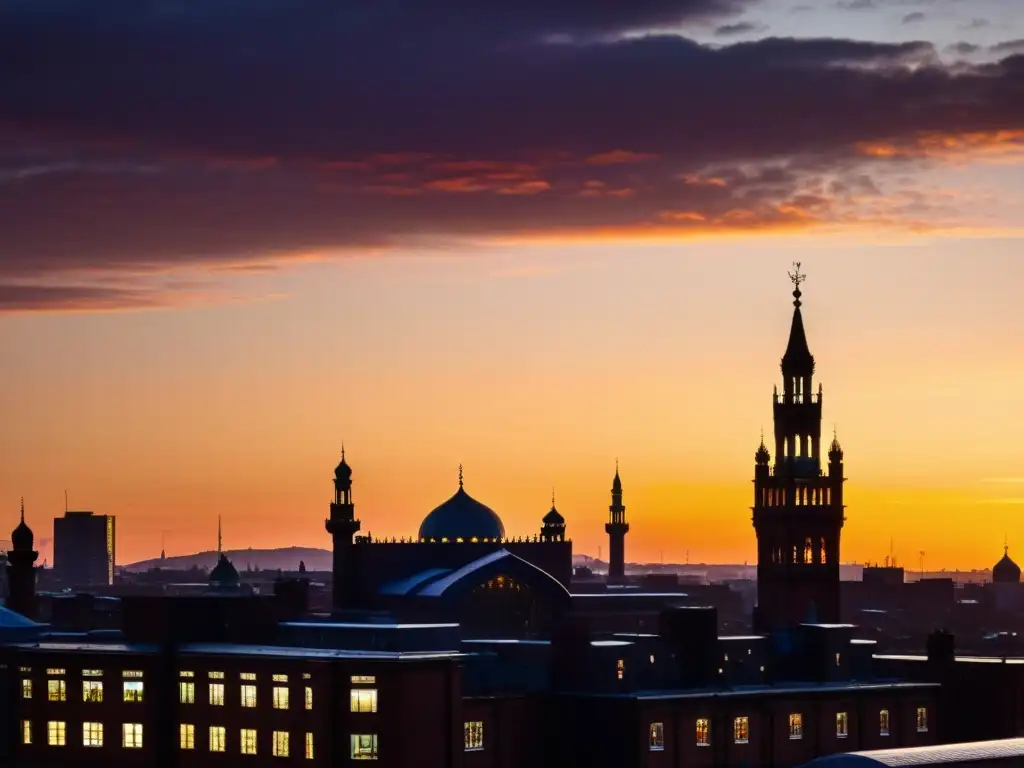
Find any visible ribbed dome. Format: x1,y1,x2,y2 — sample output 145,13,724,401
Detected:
419,483,505,541
993,547,1021,584
209,553,241,588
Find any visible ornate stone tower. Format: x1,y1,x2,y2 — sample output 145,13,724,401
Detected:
7,498,39,619
325,447,361,612
541,490,566,543
752,264,846,631
605,463,629,583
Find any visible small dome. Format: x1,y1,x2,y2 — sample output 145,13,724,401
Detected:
993,547,1021,584
11,499,33,551
543,505,565,526
419,478,505,541
334,450,352,481
209,553,241,588
755,439,771,465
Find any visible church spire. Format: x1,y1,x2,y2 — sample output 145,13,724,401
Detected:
782,262,815,377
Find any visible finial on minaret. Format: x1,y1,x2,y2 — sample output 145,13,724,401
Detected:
1005,533,1009,556
552,487,556,508
217,515,223,554
20,496,25,523
341,443,345,462
458,464,464,489
788,261,806,308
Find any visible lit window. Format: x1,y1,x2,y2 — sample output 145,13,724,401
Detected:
181,724,195,750
83,722,103,747
240,728,257,755
272,674,288,682
616,659,625,680
302,673,311,680
351,675,376,685
47,680,66,702
123,681,144,703
122,670,144,678
836,712,849,739
241,684,257,708
82,669,103,677
649,722,664,751
209,671,225,679
83,681,103,703
350,689,378,713
465,721,484,751
209,683,225,706
734,716,749,744
880,709,890,737
46,668,66,676
650,654,655,664
305,733,314,760
123,723,143,749
22,679,32,699
22,720,31,745
19,666,31,673
273,686,289,710
696,718,710,747
47,721,66,746
240,672,256,681
273,731,290,758
916,707,928,733
789,713,803,740
180,681,195,704
835,653,841,666
305,686,313,710
180,670,194,678
351,734,378,760
209,726,226,753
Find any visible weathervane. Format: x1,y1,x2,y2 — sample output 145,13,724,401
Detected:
788,261,806,308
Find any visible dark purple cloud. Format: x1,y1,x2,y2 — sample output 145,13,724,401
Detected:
1,0,1024,311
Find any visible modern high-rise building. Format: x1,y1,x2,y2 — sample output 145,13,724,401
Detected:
53,511,115,586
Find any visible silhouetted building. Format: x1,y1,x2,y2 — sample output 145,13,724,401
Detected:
54,510,115,587
753,263,846,631
605,464,629,583
992,545,1020,584
6,499,38,620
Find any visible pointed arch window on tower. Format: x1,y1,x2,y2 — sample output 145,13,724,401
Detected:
820,538,827,564
804,538,814,564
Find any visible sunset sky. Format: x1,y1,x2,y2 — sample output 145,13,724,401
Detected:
2,0,1024,568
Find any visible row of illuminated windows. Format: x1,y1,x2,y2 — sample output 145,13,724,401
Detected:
647,708,928,750
24,680,144,703
22,721,144,749
181,726,316,758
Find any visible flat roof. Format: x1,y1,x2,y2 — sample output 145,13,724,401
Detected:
7,641,462,662
280,621,459,631
875,654,1024,664
620,680,939,701
570,593,691,599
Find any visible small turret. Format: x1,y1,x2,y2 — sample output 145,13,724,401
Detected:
541,489,566,543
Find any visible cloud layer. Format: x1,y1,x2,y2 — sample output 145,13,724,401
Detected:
2,0,1024,309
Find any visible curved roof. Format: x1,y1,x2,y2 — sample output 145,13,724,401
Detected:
802,738,1024,767
419,485,505,541
0,604,41,629
994,547,1021,583
416,549,570,601
543,505,564,525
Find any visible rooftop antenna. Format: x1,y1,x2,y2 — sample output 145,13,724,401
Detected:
217,515,223,554
551,487,556,508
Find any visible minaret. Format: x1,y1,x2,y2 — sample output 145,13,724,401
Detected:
752,263,846,631
605,462,629,583
325,446,361,612
7,498,39,619
541,488,566,543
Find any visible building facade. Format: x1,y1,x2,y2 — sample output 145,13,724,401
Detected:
54,511,116,588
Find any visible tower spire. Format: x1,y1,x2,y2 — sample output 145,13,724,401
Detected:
217,515,222,554
782,262,815,376
20,496,25,523
458,464,464,489
341,443,345,462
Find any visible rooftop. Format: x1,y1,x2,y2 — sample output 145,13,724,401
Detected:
802,738,1024,766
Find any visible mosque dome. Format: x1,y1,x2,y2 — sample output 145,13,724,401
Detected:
334,449,352,482
11,499,33,551
209,553,241,589
418,468,505,541
993,546,1021,584
543,505,565,526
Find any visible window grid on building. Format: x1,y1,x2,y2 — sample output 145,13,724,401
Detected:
209,671,225,679
273,686,289,710
916,707,928,733
83,680,103,703
837,712,849,739
880,709,891,737
180,681,195,704
123,681,144,703
241,684,257,708
82,669,103,677
734,716,750,744
272,674,288,682
181,723,195,750
240,672,256,681
696,718,710,746
209,726,226,753
649,722,665,751
273,731,290,758
47,721,66,746
22,679,32,699
180,670,195,678
47,679,66,702
240,728,257,755
789,713,803,740
305,733,314,760
21,720,32,745
350,675,376,685
210,683,225,706
83,722,104,748
464,721,484,751
350,688,378,713
351,733,378,760
123,723,143,749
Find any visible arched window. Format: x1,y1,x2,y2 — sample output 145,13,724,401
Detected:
804,538,813,564
819,538,827,564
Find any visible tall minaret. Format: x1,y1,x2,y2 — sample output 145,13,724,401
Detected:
325,446,361,612
7,498,39,619
752,263,846,631
605,462,629,583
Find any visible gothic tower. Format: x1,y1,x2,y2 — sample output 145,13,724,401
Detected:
7,498,39,619
606,463,629,583
752,264,846,631
325,447,361,612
